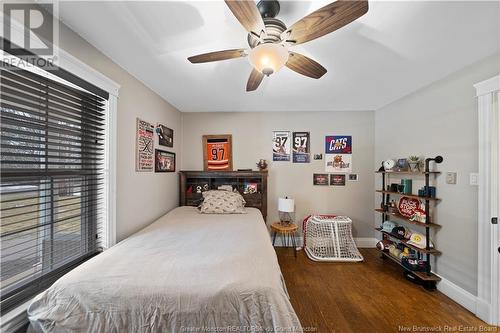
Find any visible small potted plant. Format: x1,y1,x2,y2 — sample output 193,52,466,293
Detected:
408,155,420,172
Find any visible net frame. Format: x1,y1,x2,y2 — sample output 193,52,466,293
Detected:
303,215,363,262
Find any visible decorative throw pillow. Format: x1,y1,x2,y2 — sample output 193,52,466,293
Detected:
199,190,246,214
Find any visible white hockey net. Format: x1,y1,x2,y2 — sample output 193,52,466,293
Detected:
304,215,363,262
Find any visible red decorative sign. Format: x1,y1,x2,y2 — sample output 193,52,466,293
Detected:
398,197,421,218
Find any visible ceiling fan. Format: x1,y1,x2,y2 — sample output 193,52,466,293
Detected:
188,0,369,91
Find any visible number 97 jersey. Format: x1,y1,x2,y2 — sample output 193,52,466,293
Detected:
206,141,230,170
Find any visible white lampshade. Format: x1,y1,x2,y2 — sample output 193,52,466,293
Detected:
278,197,294,213
248,43,289,76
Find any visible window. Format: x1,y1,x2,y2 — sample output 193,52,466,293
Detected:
0,62,108,313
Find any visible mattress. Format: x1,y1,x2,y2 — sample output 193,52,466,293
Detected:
27,206,302,332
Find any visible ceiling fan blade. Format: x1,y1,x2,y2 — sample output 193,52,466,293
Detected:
224,0,266,37
246,68,264,91
286,52,327,79
284,0,368,46
188,49,246,63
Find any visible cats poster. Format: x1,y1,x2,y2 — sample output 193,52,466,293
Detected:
325,136,352,154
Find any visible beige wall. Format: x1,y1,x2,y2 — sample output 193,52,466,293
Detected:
54,11,499,296
375,53,500,295
181,111,375,238
58,23,182,242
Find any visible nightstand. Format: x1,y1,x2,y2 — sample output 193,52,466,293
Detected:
270,222,298,257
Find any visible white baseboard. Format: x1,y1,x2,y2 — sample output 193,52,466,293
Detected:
437,276,477,314
475,298,492,324
355,237,378,248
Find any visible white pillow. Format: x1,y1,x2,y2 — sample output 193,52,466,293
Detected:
199,190,246,214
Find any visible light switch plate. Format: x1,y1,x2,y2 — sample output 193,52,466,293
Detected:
470,173,479,186
446,172,457,184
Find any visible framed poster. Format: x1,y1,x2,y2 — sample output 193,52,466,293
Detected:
156,124,173,148
273,131,291,161
313,173,329,186
325,154,352,173
325,136,352,154
330,174,346,186
202,134,232,171
155,149,175,172
348,174,359,181
136,118,154,172
313,154,323,160
292,132,310,163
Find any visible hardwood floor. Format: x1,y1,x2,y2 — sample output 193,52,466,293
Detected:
276,248,496,333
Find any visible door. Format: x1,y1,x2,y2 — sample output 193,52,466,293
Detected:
475,76,500,326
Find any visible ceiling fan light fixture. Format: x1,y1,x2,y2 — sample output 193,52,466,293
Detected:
248,43,289,76
189,0,368,91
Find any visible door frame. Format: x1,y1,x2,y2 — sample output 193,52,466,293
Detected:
475,75,500,326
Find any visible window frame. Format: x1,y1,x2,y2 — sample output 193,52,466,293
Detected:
0,46,119,326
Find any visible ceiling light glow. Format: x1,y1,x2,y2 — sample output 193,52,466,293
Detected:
248,43,289,76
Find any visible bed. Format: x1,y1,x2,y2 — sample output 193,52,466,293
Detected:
27,206,302,332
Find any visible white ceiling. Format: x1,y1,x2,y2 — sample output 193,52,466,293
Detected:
59,1,500,112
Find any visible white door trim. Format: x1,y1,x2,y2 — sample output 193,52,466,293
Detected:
475,75,500,326
475,76,500,97
104,95,118,248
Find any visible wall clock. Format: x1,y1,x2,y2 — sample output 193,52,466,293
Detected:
383,159,395,171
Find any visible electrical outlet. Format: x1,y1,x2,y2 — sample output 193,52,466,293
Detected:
446,172,457,184
470,173,479,186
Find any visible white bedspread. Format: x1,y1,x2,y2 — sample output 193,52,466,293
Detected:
27,207,302,333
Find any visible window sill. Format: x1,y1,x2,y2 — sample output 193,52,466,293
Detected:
1,298,32,333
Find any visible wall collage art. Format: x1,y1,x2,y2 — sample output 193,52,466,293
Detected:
136,118,175,173
272,131,357,187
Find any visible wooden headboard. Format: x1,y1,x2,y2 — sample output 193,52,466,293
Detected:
179,171,268,221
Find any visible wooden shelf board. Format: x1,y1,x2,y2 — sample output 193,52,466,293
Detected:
376,190,440,202
377,249,441,282
376,171,441,175
374,209,440,228
375,228,441,255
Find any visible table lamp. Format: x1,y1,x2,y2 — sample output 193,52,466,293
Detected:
278,197,294,225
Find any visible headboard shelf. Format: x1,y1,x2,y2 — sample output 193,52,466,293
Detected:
179,170,268,221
